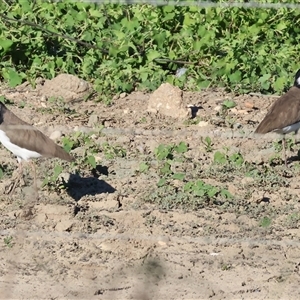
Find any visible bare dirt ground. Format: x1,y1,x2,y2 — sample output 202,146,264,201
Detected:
1,82,300,299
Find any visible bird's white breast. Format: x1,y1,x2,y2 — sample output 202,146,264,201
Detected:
0,129,42,162
274,121,300,135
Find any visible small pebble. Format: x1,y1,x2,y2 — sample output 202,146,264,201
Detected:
119,92,127,99
49,130,62,140
198,121,209,127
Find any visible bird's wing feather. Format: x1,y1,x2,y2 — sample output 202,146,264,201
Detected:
2,126,74,162
255,87,300,134
0,107,73,162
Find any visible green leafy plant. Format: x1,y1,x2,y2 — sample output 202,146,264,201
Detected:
214,150,244,166
201,136,214,152
0,1,299,102
184,180,232,199
4,236,13,248
214,151,227,164
62,132,101,170
153,142,188,186
259,216,272,228
222,99,236,109
221,263,232,271
42,164,63,190
62,136,75,153
102,142,126,159
139,162,149,173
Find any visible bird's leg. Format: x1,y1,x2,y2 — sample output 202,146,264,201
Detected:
6,161,23,195
29,160,39,201
282,135,287,167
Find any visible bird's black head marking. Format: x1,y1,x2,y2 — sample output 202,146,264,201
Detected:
294,69,300,88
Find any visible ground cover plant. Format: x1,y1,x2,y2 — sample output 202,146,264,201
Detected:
0,0,300,103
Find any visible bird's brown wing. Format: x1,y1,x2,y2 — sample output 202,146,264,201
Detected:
255,87,300,134
1,106,74,162
2,126,74,162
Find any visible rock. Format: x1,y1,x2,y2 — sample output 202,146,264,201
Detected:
55,220,74,232
244,101,254,109
49,130,62,141
214,105,222,111
147,83,188,118
119,92,127,99
157,235,170,247
37,74,92,103
88,114,99,127
198,121,209,127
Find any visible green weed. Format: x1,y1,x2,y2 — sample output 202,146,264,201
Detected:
102,142,126,159
0,2,298,101
213,150,244,166
259,216,271,228
222,99,236,109
201,136,214,152
42,164,64,191
4,236,13,248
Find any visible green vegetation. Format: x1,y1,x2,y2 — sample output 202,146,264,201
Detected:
201,136,214,153
144,142,232,210
4,236,14,248
259,216,272,228
0,1,300,103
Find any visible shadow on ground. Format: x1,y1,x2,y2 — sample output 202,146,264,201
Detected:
66,171,115,201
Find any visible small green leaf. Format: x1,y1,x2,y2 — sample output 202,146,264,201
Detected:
172,173,185,180
183,181,193,192
0,39,13,53
87,155,97,168
273,76,286,92
175,142,188,154
41,178,49,188
53,165,63,178
214,151,227,164
3,69,23,87
160,162,172,175
229,152,244,166
0,167,4,179
157,178,166,187
228,71,241,83
62,137,74,153
222,100,236,109
221,189,233,199
205,136,211,145
139,162,149,173
207,187,218,197
260,216,271,228
147,50,161,61
194,188,205,197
